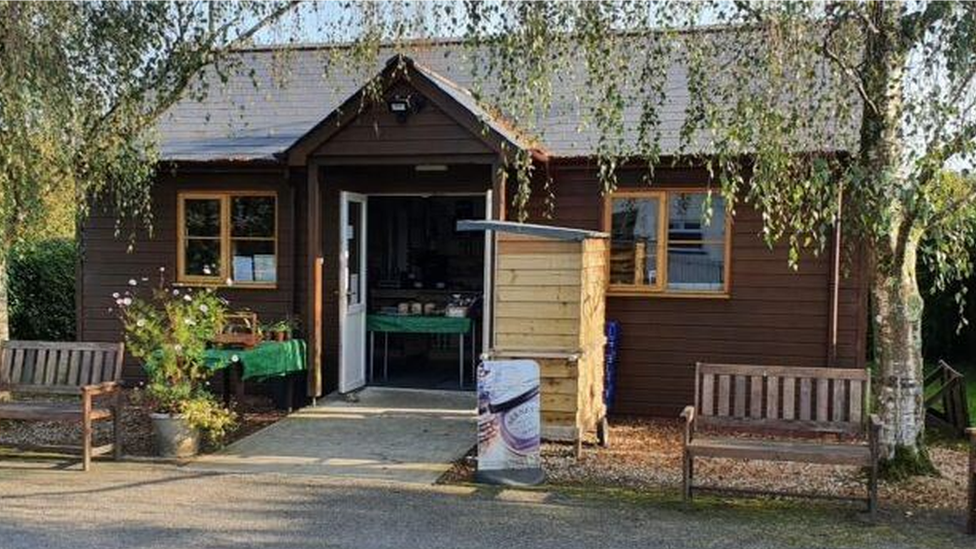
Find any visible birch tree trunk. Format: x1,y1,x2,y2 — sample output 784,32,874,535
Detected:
872,235,926,456
857,2,927,459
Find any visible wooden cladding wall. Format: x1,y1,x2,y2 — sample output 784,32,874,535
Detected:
78,168,295,380
520,163,868,417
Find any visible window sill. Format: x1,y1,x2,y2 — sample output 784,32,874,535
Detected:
173,281,278,291
607,288,731,299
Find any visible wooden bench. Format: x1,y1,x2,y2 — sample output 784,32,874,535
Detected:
681,362,882,512
0,341,125,471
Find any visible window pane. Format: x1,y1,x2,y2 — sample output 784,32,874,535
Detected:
667,242,725,291
185,239,221,277
231,240,276,283
668,193,725,242
184,199,221,237
231,196,275,237
610,197,660,286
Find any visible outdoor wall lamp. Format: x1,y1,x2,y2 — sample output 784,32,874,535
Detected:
387,94,426,123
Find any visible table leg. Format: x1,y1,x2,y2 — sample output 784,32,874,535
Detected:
233,363,245,409
384,332,389,381
222,367,231,408
370,331,375,383
459,333,465,389
285,374,295,413
471,323,476,372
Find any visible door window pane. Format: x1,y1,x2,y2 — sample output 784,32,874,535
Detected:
610,197,660,286
231,196,275,237
185,199,221,237
347,201,362,306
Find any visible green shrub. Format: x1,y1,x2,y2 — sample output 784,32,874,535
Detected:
7,239,76,341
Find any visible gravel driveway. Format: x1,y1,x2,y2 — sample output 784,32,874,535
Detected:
0,459,968,549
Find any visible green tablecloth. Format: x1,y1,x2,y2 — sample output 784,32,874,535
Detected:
366,314,472,334
204,339,307,381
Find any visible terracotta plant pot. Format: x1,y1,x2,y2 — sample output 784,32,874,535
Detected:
150,413,200,458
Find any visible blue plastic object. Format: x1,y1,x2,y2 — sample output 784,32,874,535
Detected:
604,320,620,411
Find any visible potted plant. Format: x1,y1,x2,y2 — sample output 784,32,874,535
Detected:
264,318,296,342
117,280,237,458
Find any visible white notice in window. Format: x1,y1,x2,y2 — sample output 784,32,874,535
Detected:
254,255,276,282
233,256,254,282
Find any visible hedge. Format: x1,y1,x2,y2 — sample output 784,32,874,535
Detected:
7,239,77,341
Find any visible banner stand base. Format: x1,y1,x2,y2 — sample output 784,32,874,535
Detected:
475,468,545,486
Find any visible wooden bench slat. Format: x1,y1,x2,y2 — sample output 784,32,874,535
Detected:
698,363,869,381
817,378,830,421
67,350,81,386
734,376,747,418
766,376,779,420
701,374,714,416
55,349,70,385
832,380,846,422
0,347,12,385
749,375,763,418
79,351,94,386
799,378,812,421
849,380,863,424
0,402,113,421
11,349,26,385
718,375,731,416
687,436,872,466
782,377,796,420
43,349,58,385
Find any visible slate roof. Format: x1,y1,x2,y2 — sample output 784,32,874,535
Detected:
155,36,858,162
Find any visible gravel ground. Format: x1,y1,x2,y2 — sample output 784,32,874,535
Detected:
547,418,970,511
444,417,970,512
0,390,287,457
0,461,970,549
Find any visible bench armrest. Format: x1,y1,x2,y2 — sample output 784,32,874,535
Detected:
680,406,696,445
81,381,122,396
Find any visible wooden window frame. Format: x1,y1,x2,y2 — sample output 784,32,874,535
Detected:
177,191,278,289
604,188,732,299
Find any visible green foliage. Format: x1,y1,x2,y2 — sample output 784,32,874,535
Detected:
7,239,76,341
120,280,236,442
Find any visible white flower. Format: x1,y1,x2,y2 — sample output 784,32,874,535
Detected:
172,289,180,296
112,292,120,299
231,354,240,362
174,344,182,353
141,277,149,282
136,319,146,327
225,277,234,286
159,266,166,272
184,318,196,326
121,297,132,306
199,304,209,313
183,294,192,302
128,279,137,286
203,265,212,275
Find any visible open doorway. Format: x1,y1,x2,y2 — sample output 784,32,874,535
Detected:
364,194,486,391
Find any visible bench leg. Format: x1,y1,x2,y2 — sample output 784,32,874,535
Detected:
113,391,123,461
682,450,693,502
81,394,92,472
868,458,878,516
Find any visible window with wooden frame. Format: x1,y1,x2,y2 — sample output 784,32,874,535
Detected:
606,190,730,297
177,191,278,287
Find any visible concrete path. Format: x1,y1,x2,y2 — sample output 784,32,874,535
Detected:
187,387,476,484
0,459,966,549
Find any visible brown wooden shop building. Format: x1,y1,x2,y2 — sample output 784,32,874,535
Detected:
77,44,867,417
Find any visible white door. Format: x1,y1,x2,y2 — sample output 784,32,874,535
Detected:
339,192,367,393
